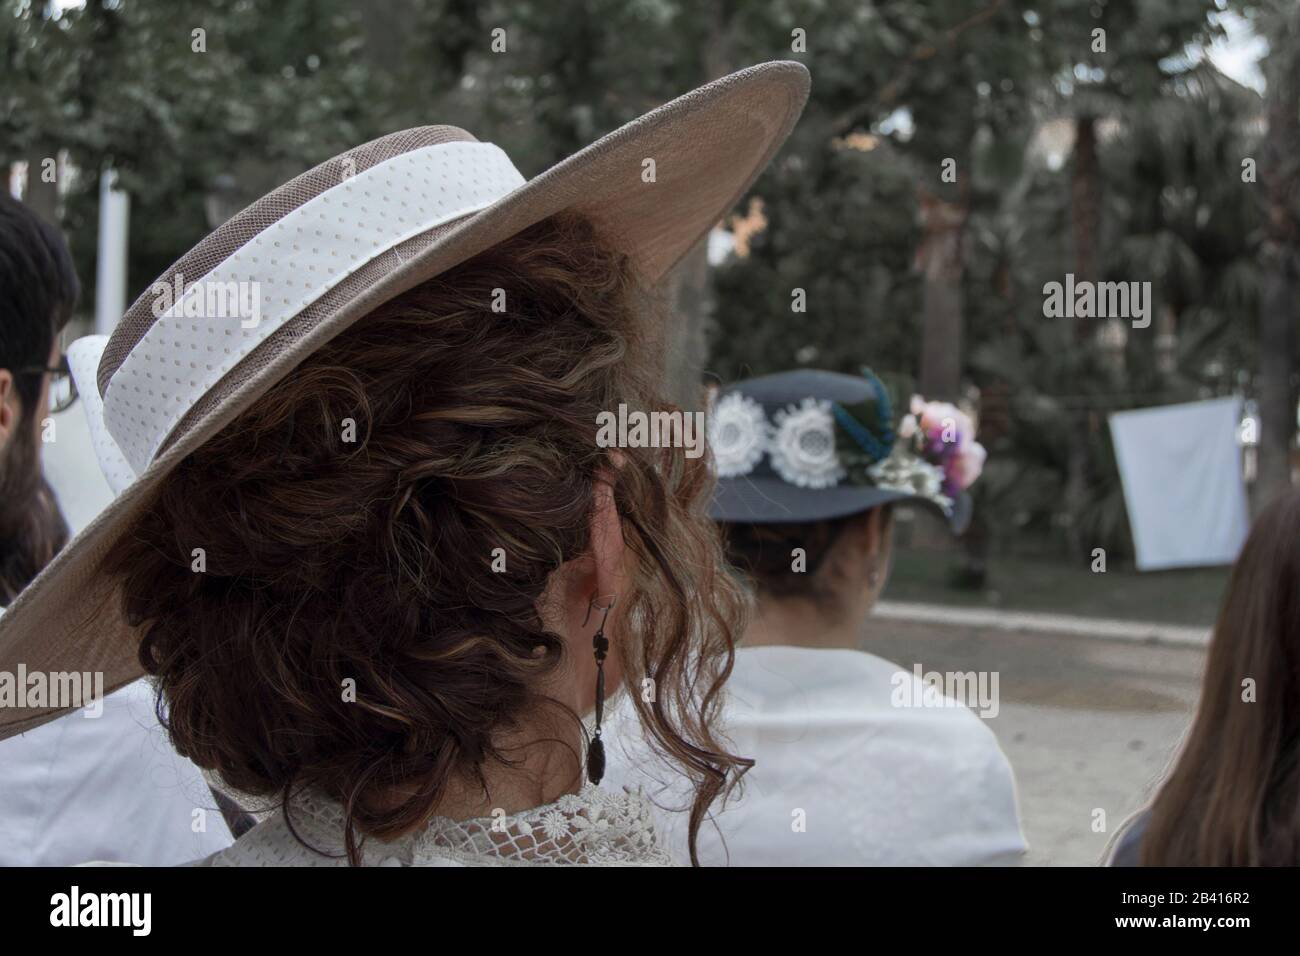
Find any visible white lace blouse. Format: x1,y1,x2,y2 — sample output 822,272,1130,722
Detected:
191,784,674,867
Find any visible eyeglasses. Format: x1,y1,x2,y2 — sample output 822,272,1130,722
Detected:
18,354,78,414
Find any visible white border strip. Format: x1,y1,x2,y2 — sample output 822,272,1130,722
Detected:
874,600,1210,648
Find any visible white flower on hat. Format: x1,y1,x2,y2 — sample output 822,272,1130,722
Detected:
769,397,845,489
708,392,769,478
868,447,952,511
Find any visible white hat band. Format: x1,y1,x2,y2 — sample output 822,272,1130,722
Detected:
100,140,525,476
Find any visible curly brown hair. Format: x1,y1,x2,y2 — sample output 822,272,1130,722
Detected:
105,212,748,864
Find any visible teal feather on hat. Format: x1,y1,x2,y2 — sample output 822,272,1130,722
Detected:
832,369,896,483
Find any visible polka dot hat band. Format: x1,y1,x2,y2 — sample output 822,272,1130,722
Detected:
72,142,525,486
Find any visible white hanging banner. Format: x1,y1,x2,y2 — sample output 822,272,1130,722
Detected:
1109,398,1249,571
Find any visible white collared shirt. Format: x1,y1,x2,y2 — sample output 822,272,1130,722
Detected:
604,644,1027,866
0,607,233,866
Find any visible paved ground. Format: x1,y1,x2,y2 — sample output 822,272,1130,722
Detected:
865,617,1207,866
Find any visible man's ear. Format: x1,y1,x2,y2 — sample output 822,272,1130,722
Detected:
0,369,17,453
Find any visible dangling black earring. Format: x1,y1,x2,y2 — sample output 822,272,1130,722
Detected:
584,594,616,785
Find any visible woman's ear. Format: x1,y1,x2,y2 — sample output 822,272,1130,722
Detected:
542,467,631,717
588,474,629,606
864,505,895,595
839,508,881,563
551,467,629,619
836,506,893,593
864,505,889,555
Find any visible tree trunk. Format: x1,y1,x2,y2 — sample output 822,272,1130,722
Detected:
663,238,711,410
915,183,978,581
1256,17,1300,511
22,152,59,223
1064,113,1102,558
1256,248,1296,510
1070,115,1100,288
662,0,733,410
359,0,418,70
915,188,966,401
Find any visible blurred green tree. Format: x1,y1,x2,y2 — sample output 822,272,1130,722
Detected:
3,0,1280,573
1,0,383,306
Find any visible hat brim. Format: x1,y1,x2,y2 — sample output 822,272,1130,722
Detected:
0,61,810,741
711,474,973,534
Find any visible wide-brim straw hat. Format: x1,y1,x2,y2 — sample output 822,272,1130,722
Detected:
0,61,810,741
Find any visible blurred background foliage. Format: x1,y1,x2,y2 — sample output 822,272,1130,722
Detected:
2,0,1297,578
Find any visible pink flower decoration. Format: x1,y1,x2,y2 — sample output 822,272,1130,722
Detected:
907,397,985,493
952,439,986,490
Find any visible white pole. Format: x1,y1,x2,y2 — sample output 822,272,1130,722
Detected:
94,168,130,335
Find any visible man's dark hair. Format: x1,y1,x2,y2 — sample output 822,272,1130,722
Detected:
0,193,81,414
0,193,78,603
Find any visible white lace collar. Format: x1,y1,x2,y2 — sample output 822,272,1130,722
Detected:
201,784,674,867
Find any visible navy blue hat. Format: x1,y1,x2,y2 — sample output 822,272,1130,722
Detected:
707,369,976,533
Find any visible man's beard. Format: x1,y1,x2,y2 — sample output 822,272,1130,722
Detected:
0,422,69,605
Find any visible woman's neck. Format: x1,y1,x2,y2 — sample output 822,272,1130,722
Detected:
369,717,586,829
742,595,865,651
